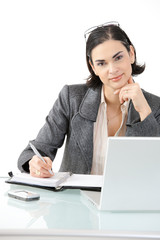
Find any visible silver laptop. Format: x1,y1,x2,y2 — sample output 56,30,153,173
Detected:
81,137,160,211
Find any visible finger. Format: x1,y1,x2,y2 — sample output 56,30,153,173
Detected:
128,76,133,84
29,156,53,177
43,157,53,169
30,155,51,171
29,165,36,177
31,170,52,178
43,157,54,175
119,89,130,104
114,77,133,95
30,164,53,178
115,88,129,103
114,89,120,95
29,156,44,172
36,170,52,178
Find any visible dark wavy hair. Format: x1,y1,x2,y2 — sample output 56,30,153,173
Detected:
86,24,145,88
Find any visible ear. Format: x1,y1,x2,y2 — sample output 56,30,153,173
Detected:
89,59,98,76
129,45,135,64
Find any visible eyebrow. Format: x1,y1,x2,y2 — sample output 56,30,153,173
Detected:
112,51,123,59
95,51,123,63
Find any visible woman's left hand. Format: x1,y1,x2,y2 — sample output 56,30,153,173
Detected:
114,77,152,121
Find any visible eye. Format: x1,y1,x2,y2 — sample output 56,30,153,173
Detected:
115,55,123,61
97,62,106,66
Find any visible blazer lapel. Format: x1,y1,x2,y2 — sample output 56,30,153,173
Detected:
79,85,102,122
71,86,101,172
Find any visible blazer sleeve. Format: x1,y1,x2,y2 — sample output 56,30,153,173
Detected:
126,111,160,136
17,85,70,173
126,91,160,136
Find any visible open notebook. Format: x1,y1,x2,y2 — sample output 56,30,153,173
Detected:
6,172,102,191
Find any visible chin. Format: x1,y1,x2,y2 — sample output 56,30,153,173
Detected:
115,77,129,88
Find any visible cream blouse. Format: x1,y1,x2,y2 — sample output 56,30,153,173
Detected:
91,87,129,175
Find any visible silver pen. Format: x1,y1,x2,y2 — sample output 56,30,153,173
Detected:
29,142,53,175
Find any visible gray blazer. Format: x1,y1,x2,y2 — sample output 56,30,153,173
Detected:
18,84,160,174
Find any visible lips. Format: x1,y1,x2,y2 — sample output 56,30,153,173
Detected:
110,73,124,82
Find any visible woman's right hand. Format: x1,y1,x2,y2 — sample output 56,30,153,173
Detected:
29,155,53,178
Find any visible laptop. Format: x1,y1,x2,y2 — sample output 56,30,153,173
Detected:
81,137,160,211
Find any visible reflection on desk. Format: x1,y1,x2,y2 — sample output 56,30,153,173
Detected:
1,178,160,239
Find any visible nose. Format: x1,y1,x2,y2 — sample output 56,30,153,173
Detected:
108,63,118,75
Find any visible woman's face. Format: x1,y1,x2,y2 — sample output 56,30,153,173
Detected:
90,40,135,92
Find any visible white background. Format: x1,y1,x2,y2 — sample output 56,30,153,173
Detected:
0,0,160,176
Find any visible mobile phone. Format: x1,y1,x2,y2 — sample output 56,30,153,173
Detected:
8,189,40,201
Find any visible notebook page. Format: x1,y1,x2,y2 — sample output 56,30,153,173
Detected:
60,174,103,188
9,172,71,187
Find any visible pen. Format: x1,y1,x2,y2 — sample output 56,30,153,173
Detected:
29,142,53,175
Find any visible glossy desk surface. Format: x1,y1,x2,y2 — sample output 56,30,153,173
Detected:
1,177,160,239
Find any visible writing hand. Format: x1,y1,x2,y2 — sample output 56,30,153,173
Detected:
29,156,53,178
114,77,151,121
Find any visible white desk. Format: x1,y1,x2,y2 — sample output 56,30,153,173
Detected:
1,177,160,239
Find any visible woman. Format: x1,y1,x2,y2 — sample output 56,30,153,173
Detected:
18,21,160,177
